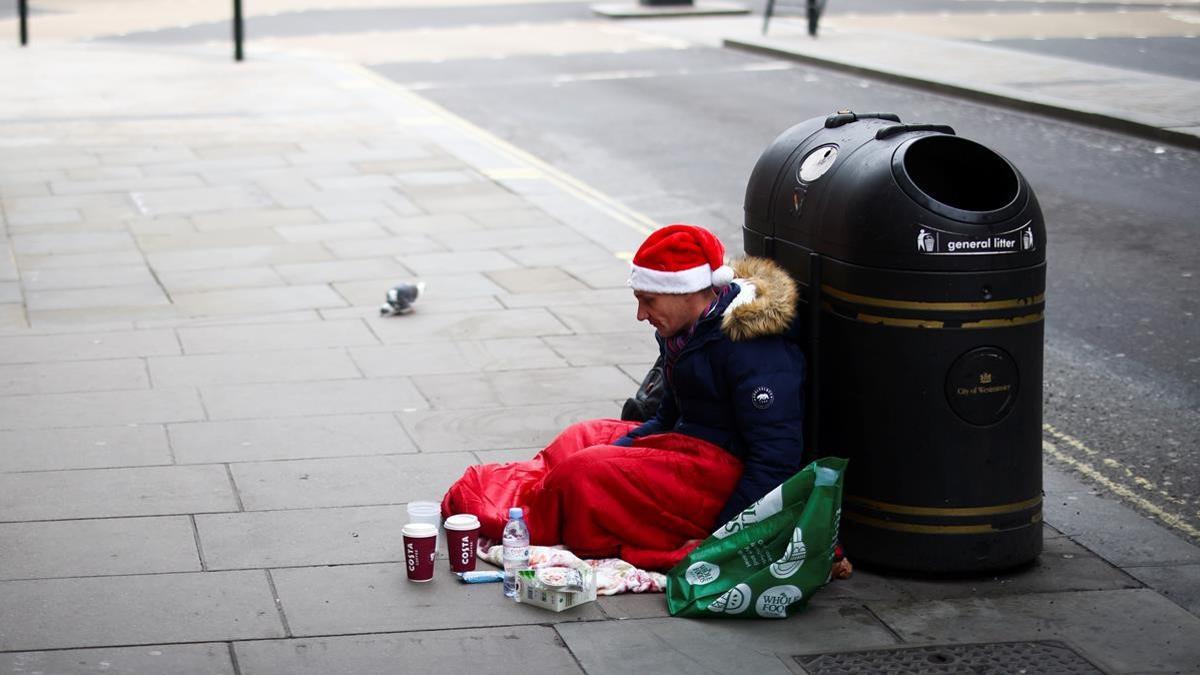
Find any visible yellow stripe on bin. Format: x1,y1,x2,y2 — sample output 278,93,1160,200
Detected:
853,312,945,328
961,313,1045,328
845,494,1043,517
844,511,1042,535
822,285,1044,312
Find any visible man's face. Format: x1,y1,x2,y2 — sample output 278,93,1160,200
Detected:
635,290,706,338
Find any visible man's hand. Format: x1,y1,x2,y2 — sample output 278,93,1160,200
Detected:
611,435,634,447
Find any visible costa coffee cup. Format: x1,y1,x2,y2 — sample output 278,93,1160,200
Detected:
444,514,481,573
402,522,437,582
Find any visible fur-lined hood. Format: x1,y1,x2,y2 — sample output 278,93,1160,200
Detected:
720,257,798,341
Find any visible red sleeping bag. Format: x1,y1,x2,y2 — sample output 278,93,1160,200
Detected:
441,418,743,571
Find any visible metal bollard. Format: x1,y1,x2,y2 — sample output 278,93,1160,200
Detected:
233,0,243,61
18,0,28,46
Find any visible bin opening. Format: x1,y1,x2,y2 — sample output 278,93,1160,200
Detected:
900,136,1019,214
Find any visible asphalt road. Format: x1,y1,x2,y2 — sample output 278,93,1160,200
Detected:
102,0,1200,539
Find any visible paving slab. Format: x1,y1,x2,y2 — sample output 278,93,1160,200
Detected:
867,589,1200,674
549,303,642,334
136,228,285,253
156,266,285,294
0,328,178,363
0,643,235,675
145,243,333,272
334,271,505,304
148,349,361,387
886,531,1142,601
323,295,504,316
0,424,171,472
377,211,482,235
474,447,543,464
0,570,284,651
20,264,156,290
275,220,388,243
543,332,655,366
596,592,671,620
487,266,591,293
233,626,583,675
49,175,204,196
229,452,472,511
407,189,532,215
130,185,274,216
496,287,633,309
0,464,238,522
171,284,347,317
0,388,204,430
16,249,146,271
1126,563,1200,617
0,358,148,396
0,516,200,580
196,504,408,570
430,225,589,252
271,562,605,636
177,319,378,354
398,249,521,275
367,307,572,343
9,231,136,256
555,609,898,675
399,401,619,452
323,233,444,259
349,338,566,377
168,413,414,464
468,207,566,231
200,377,426,420
411,365,636,409
191,208,321,232
25,283,170,312
274,257,409,284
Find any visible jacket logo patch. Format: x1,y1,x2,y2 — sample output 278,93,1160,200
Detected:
752,386,774,410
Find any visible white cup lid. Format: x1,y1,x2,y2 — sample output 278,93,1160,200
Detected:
444,514,480,530
402,522,438,538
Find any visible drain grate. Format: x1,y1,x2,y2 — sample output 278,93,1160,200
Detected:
795,640,1106,674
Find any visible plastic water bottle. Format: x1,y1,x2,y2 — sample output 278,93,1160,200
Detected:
501,507,530,598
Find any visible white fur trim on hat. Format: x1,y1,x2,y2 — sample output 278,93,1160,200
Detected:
628,262,713,294
711,264,734,287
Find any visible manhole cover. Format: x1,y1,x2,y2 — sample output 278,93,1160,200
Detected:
795,640,1105,674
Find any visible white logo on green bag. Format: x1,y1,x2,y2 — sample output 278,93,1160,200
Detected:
714,485,785,539
769,527,807,579
707,583,752,615
755,585,803,618
684,561,720,586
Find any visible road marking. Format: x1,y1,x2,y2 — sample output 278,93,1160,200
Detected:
1043,426,1198,539
345,63,658,238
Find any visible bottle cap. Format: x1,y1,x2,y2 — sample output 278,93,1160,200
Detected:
508,507,524,520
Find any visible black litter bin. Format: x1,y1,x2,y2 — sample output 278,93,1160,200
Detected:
744,111,1046,573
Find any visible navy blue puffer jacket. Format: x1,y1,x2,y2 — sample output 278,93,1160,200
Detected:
624,257,806,526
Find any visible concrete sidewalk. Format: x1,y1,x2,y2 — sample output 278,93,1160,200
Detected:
2,38,1200,674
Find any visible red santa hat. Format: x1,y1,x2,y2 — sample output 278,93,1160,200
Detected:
628,224,735,294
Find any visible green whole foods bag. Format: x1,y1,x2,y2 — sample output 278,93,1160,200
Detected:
666,457,847,619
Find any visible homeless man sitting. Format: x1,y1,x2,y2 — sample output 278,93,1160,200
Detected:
442,223,805,571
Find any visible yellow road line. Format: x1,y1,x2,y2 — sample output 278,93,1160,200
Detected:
1042,438,1200,540
345,62,659,239
1044,423,1188,506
